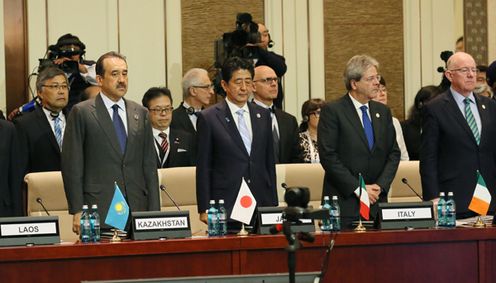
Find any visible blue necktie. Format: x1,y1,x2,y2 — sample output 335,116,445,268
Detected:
112,104,127,154
360,105,374,150
236,109,251,155
53,116,62,150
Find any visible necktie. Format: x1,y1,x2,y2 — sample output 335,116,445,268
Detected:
236,109,251,154
271,113,280,163
360,105,374,150
464,98,480,145
112,104,127,154
53,116,63,149
158,132,169,155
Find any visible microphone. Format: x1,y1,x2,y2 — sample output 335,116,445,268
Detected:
401,178,423,201
36,197,50,216
159,185,181,211
281,183,289,190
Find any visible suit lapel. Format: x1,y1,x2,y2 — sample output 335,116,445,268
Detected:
369,101,383,151
248,103,265,155
215,101,249,156
92,95,123,156
475,95,489,146
445,92,478,144
342,95,370,150
125,99,140,155
36,108,61,153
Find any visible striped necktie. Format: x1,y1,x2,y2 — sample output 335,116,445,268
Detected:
159,132,169,154
464,97,480,145
53,116,63,149
236,109,251,154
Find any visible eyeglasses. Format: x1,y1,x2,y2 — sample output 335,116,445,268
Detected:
309,110,321,118
362,75,381,83
192,84,214,90
43,84,69,91
253,77,280,84
449,67,478,75
149,107,173,115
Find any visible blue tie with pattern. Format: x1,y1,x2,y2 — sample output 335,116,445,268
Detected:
53,116,62,150
112,104,127,154
464,97,480,145
236,109,251,155
360,105,374,150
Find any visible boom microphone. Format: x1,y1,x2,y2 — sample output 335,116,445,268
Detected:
401,178,423,201
36,197,50,216
159,185,181,211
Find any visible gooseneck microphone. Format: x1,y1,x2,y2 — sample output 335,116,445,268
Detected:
281,183,289,190
159,185,181,211
401,178,423,201
36,197,51,216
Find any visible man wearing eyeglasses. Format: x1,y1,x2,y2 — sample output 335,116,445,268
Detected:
14,67,69,175
252,65,300,164
142,87,195,168
318,55,400,228
171,68,214,141
420,52,496,218
196,57,277,231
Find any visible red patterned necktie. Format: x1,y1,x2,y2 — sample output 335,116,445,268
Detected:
159,132,168,154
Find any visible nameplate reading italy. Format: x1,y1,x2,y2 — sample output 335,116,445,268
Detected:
131,211,191,240
378,202,435,229
0,216,60,246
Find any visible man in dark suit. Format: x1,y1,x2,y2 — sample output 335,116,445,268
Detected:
420,52,496,218
196,57,278,228
318,55,400,227
252,65,299,164
170,68,214,140
142,87,195,168
0,120,23,217
62,52,159,234
15,67,69,175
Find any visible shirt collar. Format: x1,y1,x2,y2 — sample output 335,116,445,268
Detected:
226,97,249,114
450,87,475,104
348,93,369,110
100,92,125,111
152,127,170,138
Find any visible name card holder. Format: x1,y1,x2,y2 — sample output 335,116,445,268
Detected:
0,216,60,246
257,207,315,235
378,201,435,230
131,211,191,240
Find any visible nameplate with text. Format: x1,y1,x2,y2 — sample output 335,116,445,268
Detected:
257,207,315,234
0,216,60,246
131,211,191,240
379,201,435,230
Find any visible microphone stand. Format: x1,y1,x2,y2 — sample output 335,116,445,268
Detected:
282,219,298,283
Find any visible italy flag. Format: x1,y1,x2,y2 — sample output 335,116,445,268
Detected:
468,171,492,216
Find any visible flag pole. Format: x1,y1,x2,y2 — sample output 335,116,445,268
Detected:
237,223,249,236
354,173,366,232
473,215,486,228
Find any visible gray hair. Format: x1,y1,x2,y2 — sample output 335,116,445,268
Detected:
36,67,68,92
343,55,379,91
182,68,208,100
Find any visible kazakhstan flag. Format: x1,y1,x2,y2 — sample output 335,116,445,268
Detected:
105,182,130,231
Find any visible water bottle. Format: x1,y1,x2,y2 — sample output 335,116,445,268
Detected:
445,192,456,227
330,196,341,231
218,199,227,236
321,196,331,231
437,192,446,227
80,205,91,243
207,200,218,236
90,204,101,242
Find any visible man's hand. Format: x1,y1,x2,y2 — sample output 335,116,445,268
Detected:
199,212,208,224
72,212,82,235
366,184,381,204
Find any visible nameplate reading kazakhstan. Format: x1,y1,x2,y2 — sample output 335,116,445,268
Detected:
1,222,57,236
135,216,188,231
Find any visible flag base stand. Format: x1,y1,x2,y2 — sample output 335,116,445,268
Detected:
473,216,486,228
237,224,249,236
110,229,122,242
354,219,367,232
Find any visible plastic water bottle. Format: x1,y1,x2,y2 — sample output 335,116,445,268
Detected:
437,192,446,227
80,205,91,243
207,200,218,236
330,196,341,231
90,204,101,242
218,199,227,236
445,192,456,227
321,196,331,231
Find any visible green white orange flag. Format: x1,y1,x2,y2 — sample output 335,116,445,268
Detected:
468,171,491,216
353,174,370,220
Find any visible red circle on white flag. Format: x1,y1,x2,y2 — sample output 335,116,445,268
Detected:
240,195,253,208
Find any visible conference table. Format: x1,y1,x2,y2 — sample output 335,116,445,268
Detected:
0,226,495,283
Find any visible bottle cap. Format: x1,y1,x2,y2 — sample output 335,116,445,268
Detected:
448,192,454,196
219,199,224,204
82,204,89,209
323,196,330,200
439,192,445,197
209,200,215,204
91,204,98,209
332,196,338,200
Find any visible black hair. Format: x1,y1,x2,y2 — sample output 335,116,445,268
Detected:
142,87,173,108
299,98,326,132
221,56,254,83
96,51,127,77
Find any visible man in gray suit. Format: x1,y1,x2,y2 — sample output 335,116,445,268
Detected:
318,55,400,228
62,51,159,234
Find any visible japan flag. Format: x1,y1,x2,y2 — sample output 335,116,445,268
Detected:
230,178,257,224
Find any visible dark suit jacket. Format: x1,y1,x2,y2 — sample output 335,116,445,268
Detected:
420,90,496,217
61,94,160,226
196,100,278,218
318,94,400,225
274,108,300,163
0,120,23,216
156,128,196,168
171,103,197,137
400,119,421,161
14,107,62,174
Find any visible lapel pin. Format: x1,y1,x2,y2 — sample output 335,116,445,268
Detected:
174,138,180,144
256,113,261,118
134,114,139,120
376,113,380,118
225,117,230,123
482,104,486,110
